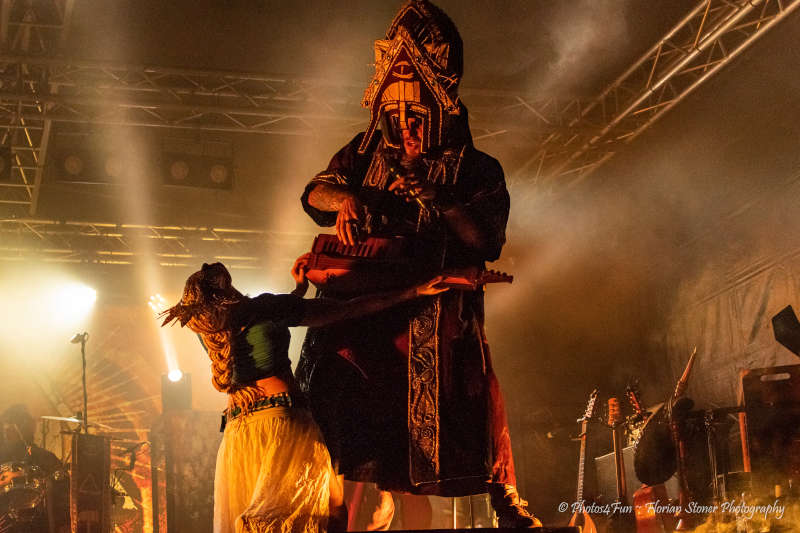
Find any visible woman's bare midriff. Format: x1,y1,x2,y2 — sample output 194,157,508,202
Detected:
254,369,298,397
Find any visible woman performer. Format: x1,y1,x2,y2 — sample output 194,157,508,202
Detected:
160,258,447,533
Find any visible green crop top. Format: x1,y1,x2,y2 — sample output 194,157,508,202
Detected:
199,293,306,384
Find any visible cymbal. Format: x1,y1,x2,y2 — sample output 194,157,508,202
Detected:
41,415,113,431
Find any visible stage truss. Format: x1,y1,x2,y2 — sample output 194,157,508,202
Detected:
0,217,315,269
513,0,800,188
0,0,796,246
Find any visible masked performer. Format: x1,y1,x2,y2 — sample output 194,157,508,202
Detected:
160,261,446,533
298,0,538,527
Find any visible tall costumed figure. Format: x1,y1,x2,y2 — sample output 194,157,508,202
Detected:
298,0,539,526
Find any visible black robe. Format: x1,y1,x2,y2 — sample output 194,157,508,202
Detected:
297,132,515,496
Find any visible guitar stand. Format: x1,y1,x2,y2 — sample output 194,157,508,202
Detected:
703,409,734,526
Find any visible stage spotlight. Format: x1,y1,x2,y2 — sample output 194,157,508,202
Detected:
161,371,191,411
104,155,124,179
209,164,229,185
53,283,97,319
773,305,800,356
148,294,168,316
169,160,190,182
63,154,85,176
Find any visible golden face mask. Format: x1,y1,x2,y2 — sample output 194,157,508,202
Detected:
359,0,464,154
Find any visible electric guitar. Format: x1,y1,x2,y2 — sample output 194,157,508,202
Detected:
568,389,599,533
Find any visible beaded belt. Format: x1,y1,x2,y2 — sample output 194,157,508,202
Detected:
219,392,305,432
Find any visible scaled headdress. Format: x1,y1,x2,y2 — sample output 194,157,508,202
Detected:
359,0,468,154
160,262,241,329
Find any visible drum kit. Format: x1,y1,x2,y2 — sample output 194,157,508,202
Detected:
0,414,113,533
0,462,47,521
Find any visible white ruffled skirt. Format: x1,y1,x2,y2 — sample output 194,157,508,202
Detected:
214,407,335,533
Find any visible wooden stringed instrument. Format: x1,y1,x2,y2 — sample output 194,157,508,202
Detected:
627,386,677,533
303,234,513,292
569,389,599,533
626,385,646,423
607,397,636,533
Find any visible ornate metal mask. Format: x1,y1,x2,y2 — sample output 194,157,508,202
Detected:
359,0,464,154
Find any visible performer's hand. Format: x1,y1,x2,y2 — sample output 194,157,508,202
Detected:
388,176,436,203
291,253,311,297
335,194,364,246
414,275,450,296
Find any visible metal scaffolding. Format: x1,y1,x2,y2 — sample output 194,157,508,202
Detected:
0,0,74,214
0,51,583,214
0,218,315,269
0,0,797,260
515,0,800,188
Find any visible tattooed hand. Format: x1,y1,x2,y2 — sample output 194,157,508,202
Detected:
335,194,365,246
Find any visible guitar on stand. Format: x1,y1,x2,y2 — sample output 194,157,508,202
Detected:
607,397,636,533
627,386,677,533
569,389,600,533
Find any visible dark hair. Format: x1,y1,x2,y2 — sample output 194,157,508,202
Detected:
1,404,35,443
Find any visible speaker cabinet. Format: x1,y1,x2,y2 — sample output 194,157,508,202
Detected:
70,433,111,533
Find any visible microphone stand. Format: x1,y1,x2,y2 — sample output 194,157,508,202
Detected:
80,334,88,434
71,332,90,434
81,333,89,434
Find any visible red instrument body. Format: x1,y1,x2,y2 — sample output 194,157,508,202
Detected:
304,234,513,292
633,483,675,533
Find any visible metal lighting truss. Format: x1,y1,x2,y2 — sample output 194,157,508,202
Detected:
0,56,584,140
0,0,796,254
0,218,316,269
0,53,586,134
516,0,800,188
0,55,587,214
0,0,74,213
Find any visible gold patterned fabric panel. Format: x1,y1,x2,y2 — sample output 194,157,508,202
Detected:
408,297,441,485
429,146,464,185
362,153,390,189
363,144,463,191
310,170,349,186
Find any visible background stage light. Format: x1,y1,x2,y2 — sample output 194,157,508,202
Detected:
55,284,97,316
161,372,191,412
167,368,183,382
0,268,98,356
148,293,168,315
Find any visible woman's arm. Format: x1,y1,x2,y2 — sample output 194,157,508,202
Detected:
297,277,447,328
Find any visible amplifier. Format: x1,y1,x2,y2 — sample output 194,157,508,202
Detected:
594,445,639,502
595,445,679,502
739,364,800,485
